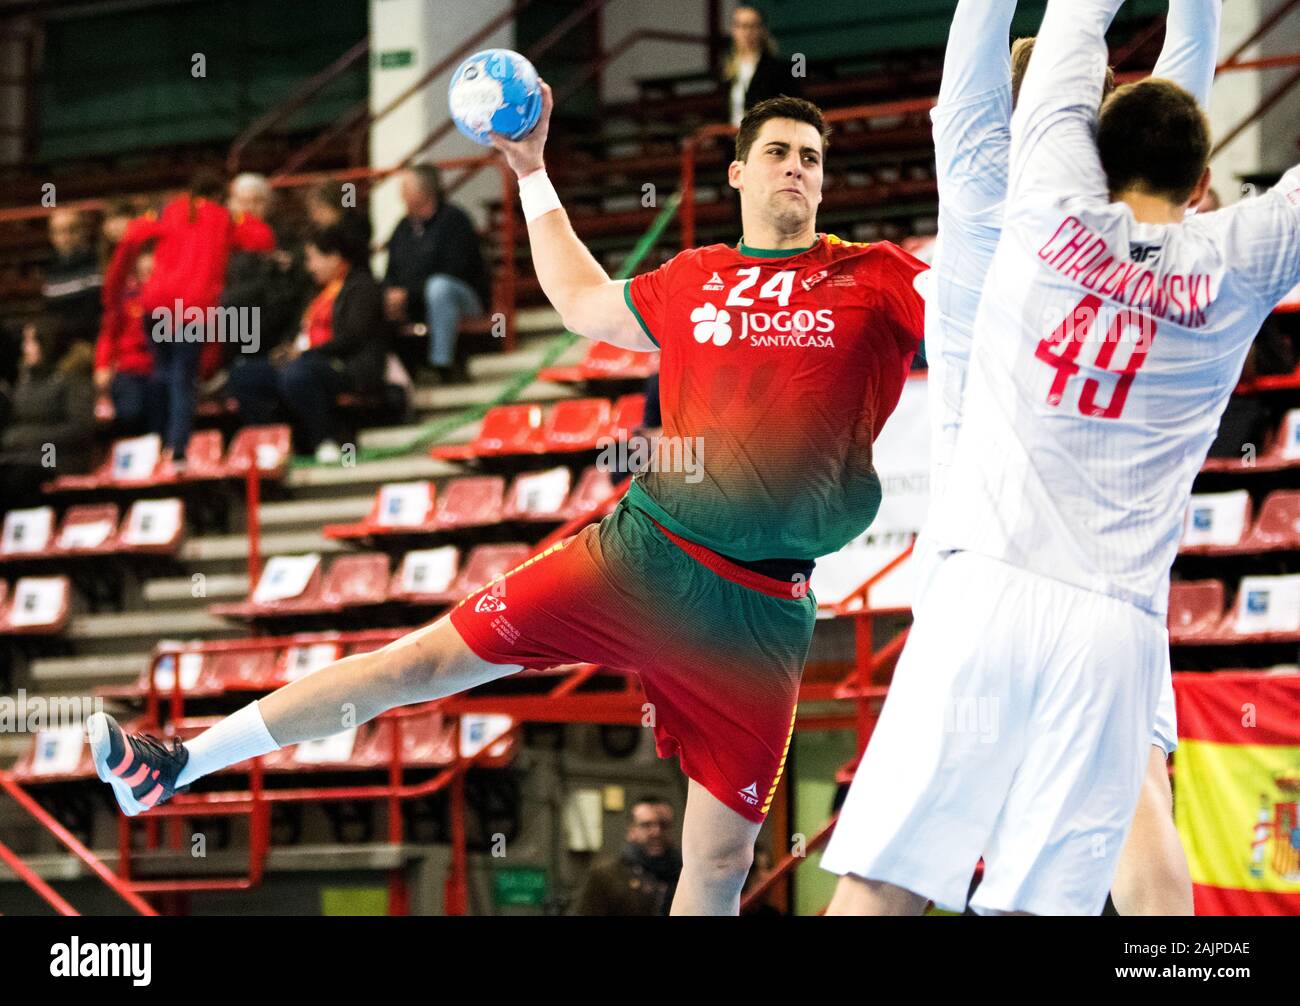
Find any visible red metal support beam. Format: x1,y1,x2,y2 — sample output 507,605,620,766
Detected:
0,835,79,915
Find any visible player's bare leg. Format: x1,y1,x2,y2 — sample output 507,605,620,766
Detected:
1110,746,1194,916
89,616,523,814
257,616,522,746
670,779,763,916
825,873,928,916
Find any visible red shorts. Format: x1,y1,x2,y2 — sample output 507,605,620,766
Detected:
450,498,817,822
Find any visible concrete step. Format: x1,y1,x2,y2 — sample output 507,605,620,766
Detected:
180,529,342,563
28,652,150,683
143,572,249,605
257,495,372,529
67,608,234,642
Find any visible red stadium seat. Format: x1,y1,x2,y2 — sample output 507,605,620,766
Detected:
453,543,530,596
542,397,612,452
45,434,162,491
9,725,96,781
222,424,292,478
324,481,438,540
564,465,619,519
609,393,647,437
434,475,505,530
431,404,544,461
54,503,120,555
210,553,323,618
116,498,185,554
1241,491,1300,551
0,576,70,635
389,546,461,605
503,467,572,522
320,553,391,610
200,648,281,691
0,505,54,559
1167,579,1225,642
539,341,659,383
352,710,456,767
181,429,226,480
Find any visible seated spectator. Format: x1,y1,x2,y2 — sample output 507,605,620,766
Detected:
44,207,102,342
94,247,162,438
723,5,802,128
0,317,95,507
304,180,372,250
227,222,390,462
572,797,681,916
382,165,489,383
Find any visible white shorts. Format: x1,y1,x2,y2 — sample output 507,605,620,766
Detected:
822,550,1166,916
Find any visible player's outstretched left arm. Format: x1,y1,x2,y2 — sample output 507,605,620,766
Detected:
490,82,655,352
1152,0,1222,108
1008,0,1123,206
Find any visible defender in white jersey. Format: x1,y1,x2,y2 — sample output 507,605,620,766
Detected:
824,0,1300,915
862,0,1219,915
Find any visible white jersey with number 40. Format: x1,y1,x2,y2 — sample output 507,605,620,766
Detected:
926,0,1300,615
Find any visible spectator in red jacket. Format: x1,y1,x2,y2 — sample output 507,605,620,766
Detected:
94,247,162,438
103,169,267,468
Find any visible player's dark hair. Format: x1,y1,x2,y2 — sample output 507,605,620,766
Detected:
1097,78,1210,204
1010,37,1116,108
735,95,830,163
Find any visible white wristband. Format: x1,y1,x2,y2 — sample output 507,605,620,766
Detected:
518,169,562,223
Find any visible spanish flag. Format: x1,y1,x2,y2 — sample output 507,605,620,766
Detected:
1174,670,1300,915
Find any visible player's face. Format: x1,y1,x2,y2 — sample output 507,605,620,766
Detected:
730,118,824,235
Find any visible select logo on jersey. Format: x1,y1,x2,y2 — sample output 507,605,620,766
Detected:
691,303,734,345
738,781,760,806
702,271,726,291
474,594,507,614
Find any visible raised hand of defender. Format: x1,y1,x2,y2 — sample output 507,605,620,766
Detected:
489,79,553,179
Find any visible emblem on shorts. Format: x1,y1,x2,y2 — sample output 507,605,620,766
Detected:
738,781,760,806
474,594,506,614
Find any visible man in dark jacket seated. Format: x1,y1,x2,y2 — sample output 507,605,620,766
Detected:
382,165,490,383
226,222,390,463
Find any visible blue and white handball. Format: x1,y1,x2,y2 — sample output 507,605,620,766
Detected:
448,48,542,147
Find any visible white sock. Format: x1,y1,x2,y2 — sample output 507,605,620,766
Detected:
176,702,280,787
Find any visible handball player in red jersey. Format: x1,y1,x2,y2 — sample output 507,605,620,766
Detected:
88,85,927,915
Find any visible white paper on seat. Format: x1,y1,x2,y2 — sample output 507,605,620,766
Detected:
121,499,182,546
1282,410,1300,461
2,506,53,555
153,652,204,691
512,467,571,515
401,547,458,595
283,642,341,682
293,727,357,764
255,442,282,470
1182,491,1251,547
1235,575,1300,634
377,482,434,527
460,713,513,759
252,554,320,604
9,577,66,627
110,434,161,481
57,519,114,550
32,727,85,775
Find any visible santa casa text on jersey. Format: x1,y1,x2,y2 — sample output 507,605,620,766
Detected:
1037,216,1212,328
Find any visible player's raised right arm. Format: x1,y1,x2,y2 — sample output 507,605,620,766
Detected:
490,82,656,352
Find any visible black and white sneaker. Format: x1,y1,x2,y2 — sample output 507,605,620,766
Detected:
87,712,189,817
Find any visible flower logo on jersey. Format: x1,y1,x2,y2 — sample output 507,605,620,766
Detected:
474,594,506,614
691,303,733,346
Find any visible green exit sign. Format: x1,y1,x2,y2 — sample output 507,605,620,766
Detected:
376,49,414,70
493,866,548,908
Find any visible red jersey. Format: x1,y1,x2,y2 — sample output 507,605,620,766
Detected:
624,234,926,560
